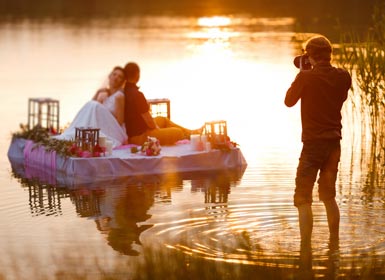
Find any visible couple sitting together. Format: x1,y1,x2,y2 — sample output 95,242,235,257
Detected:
57,62,199,148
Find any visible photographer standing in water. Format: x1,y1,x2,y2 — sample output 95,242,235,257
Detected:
285,35,351,248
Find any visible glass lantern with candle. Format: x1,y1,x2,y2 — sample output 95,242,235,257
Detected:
203,120,229,150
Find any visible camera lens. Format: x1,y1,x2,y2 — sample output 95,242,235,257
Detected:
293,55,311,70
293,55,302,68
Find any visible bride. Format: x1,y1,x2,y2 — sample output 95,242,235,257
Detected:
55,66,128,147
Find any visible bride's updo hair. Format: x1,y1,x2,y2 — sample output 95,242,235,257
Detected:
112,66,126,78
98,66,126,90
124,62,140,80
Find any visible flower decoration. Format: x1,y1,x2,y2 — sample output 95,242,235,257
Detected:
49,126,59,135
227,136,239,149
13,124,106,158
141,136,161,156
211,135,239,151
68,143,106,158
130,146,139,153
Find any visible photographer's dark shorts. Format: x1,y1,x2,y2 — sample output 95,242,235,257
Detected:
294,139,341,207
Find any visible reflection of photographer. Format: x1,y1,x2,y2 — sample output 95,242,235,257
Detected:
285,35,351,250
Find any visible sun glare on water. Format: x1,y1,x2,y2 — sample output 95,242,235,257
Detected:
197,16,232,27
172,15,300,160
188,16,237,41
171,16,238,126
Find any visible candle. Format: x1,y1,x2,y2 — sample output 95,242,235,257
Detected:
205,142,211,152
190,134,200,151
201,135,207,145
99,136,107,148
196,140,204,151
105,140,113,156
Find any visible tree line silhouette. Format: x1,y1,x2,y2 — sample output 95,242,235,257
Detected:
0,0,377,21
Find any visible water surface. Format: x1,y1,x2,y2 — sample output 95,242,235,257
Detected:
1,15,384,279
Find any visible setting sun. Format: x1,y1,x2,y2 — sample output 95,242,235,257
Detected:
188,16,237,41
197,16,231,27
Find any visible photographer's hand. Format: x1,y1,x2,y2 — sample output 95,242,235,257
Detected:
299,57,304,71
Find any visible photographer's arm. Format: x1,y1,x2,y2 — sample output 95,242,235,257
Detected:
285,74,304,107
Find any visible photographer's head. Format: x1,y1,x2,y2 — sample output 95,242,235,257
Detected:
304,35,332,63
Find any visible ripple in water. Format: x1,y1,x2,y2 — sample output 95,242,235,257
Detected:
145,166,385,276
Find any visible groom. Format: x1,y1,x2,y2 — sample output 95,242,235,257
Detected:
123,62,186,145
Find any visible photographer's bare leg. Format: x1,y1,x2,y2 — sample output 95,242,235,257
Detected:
319,146,341,241
298,203,313,244
295,169,317,245
323,198,340,241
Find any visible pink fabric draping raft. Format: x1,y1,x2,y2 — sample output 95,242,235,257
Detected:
23,140,57,181
9,138,247,186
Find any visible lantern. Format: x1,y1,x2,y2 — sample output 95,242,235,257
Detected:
147,98,171,119
203,120,228,149
75,127,100,152
28,98,60,133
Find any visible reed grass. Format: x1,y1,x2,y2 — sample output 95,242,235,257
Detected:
1,241,385,280
337,3,385,185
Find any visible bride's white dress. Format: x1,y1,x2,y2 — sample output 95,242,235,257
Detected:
55,90,127,148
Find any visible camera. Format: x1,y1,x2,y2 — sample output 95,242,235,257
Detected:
293,54,311,70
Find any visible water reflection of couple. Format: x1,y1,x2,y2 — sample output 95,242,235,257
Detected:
57,62,199,147
96,184,155,256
